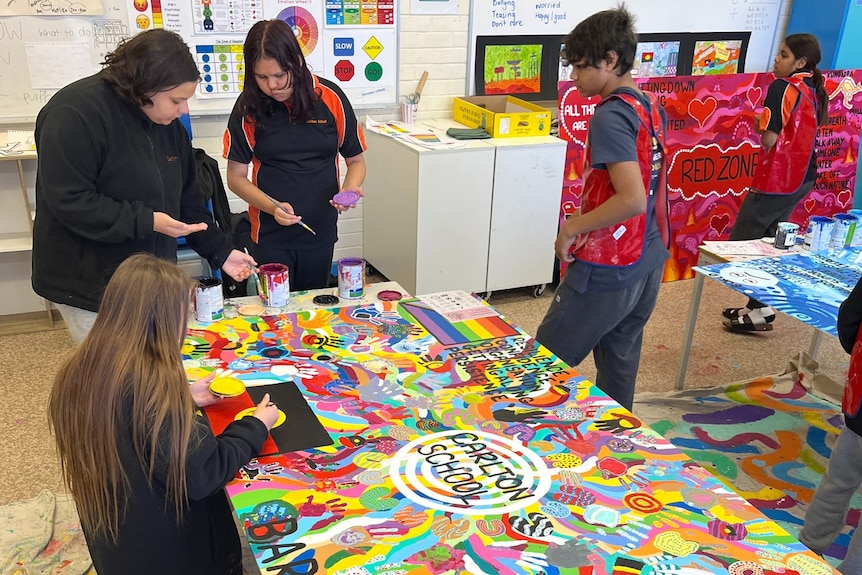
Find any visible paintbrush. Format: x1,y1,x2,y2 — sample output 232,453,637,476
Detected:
262,192,317,236
244,247,262,297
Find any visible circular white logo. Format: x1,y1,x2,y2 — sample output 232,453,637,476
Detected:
719,266,779,288
388,430,551,515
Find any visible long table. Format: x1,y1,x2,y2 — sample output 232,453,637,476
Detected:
183,287,835,575
674,246,862,390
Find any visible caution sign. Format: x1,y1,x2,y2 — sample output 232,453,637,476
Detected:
363,36,384,60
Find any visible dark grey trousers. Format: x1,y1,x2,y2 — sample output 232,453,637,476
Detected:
729,181,815,241
535,264,663,411
799,425,862,574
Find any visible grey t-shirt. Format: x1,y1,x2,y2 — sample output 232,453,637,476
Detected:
566,87,670,292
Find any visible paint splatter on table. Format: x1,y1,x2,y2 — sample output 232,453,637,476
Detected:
183,294,833,575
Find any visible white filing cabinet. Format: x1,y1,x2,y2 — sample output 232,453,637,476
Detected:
363,120,566,297
0,149,55,323
363,129,495,295
485,135,566,294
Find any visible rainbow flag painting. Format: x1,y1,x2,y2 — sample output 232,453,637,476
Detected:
400,300,520,345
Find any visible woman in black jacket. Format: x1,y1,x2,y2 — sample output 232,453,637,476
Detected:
33,29,256,343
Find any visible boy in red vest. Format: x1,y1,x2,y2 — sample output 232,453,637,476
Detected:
798,276,862,573
536,4,670,411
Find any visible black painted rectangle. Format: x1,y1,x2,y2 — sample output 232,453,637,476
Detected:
246,383,333,456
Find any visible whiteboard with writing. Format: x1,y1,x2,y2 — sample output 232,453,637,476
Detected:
0,0,398,122
468,0,782,94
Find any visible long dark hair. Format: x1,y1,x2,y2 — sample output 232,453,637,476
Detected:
49,254,195,543
785,33,828,126
100,29,200,108
562,3,637,77
238,19,318,126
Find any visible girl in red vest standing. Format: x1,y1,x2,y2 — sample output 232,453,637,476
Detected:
798,276,862,572
724,34,827,332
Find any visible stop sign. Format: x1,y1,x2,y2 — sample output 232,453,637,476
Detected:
334,59,354,81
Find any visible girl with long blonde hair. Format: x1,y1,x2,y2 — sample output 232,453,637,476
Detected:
48,253,278,575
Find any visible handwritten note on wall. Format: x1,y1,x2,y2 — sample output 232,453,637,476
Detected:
0,0,104,17
489,0,567,28
470,0,781,73
478,0,780,36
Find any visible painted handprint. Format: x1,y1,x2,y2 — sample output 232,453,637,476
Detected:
297,309,337,329
592,412,642,434
357,377,403,403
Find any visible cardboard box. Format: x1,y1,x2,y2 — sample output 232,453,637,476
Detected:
453,96,552,138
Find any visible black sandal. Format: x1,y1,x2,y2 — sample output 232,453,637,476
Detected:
724,309,776,332
722,307,751,320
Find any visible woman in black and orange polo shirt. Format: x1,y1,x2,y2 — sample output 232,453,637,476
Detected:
224,19,367,291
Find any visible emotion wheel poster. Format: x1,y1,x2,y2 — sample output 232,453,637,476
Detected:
183,297,828,574
558,71,862,281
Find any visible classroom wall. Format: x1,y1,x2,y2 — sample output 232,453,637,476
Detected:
0,0,798,316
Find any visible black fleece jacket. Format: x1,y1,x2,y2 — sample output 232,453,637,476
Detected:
83,402,268,575
32,74,233,311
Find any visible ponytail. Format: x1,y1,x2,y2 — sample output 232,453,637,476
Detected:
811,67,828,126
784,33,828,125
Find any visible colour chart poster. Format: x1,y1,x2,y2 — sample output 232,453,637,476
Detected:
125,0,397,106
558,70,862,281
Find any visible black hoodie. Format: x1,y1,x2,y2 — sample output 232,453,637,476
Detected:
32,74,233,311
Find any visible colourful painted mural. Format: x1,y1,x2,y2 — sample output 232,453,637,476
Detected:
558,70,862,281
182,293,833,574
636,376,859,568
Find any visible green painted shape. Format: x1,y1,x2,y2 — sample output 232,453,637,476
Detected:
649,419,676,435
365,61,383,82
681,449,739,480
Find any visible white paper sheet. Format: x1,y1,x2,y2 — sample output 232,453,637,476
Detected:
25,43,96,90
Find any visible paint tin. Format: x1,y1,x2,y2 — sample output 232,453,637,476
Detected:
774,222,799,250
803,216,835,252
338,257,365,299
194,277,224,322
832,212,859,249
257,263,289,307
849,209,862,246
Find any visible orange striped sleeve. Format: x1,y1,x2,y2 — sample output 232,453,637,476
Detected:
780,83,799,127
319,82,347,147
222,130,231,159
759,108,771,132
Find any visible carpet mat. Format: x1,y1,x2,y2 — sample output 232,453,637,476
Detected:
635,354,858,567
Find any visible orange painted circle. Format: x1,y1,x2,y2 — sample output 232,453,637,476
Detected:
623,492,662,514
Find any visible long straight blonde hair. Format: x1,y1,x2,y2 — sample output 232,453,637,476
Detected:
48,253,196,542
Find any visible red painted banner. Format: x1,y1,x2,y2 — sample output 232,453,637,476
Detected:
558,71,862,280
